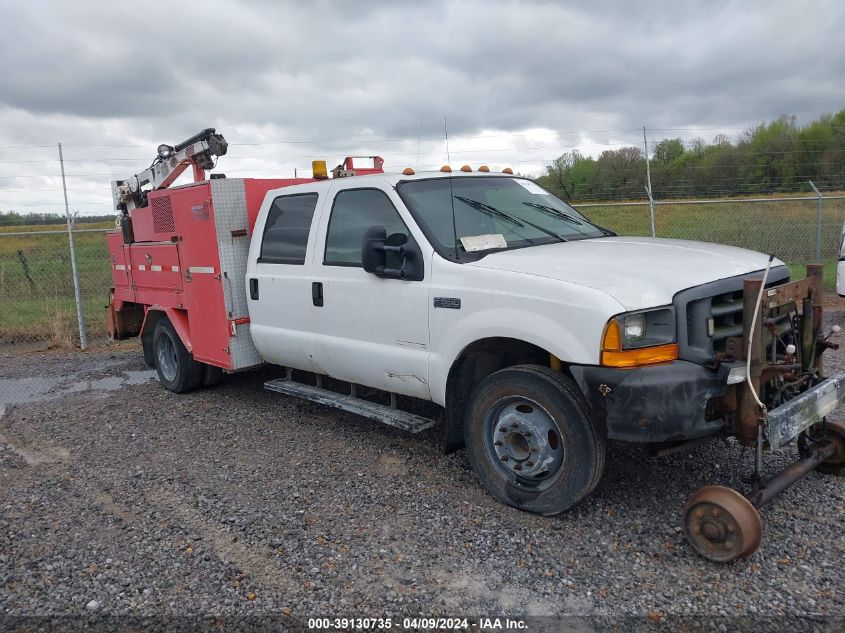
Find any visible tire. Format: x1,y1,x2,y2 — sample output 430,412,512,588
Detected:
152,319,202,393
141,335,156,368
201,364,225,387
463,364,605,515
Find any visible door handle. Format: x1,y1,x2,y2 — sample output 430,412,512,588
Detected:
312,281,324,307
249,278,259,300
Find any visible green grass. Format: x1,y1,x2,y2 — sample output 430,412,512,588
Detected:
0,230,111,345
579,196,844,289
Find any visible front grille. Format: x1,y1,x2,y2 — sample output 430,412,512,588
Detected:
710,290,744,352
675,268,792,364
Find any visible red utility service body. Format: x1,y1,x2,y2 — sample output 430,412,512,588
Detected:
107,177,314,371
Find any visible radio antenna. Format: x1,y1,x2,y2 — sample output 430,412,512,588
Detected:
416,112,424,169
445,116,459,261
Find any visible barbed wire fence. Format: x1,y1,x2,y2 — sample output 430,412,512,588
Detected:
1,126,844,350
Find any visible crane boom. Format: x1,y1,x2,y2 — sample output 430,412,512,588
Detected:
111,128,228,213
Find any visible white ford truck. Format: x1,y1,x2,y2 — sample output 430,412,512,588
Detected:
108,132,845,561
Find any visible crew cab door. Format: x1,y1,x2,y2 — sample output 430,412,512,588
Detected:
247,190,324,372
309,182,432,399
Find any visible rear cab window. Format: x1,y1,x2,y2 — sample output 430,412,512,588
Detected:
259,193,319,265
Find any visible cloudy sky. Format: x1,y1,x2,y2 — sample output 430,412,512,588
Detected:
0,0,842,215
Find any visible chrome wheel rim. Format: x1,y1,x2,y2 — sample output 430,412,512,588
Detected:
483,396,565,489
156,333,178,382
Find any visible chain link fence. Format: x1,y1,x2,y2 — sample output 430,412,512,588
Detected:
577,194,845,290
1,194,843,351
0,227,111,350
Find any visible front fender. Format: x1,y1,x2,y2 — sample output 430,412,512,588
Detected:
427,262,625,406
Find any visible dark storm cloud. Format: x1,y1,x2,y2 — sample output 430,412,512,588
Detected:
0,0,842,210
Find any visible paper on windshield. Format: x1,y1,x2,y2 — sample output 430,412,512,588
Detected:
460,234,508,252
514,179,548,195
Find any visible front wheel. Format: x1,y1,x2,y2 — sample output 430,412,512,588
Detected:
153,319,202,393
463,365,605,515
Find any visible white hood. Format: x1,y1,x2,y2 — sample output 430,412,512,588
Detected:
467,237,784,310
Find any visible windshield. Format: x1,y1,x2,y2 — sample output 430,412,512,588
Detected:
397,176,607,258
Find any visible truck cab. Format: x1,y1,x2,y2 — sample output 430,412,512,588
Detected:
244,168,802,515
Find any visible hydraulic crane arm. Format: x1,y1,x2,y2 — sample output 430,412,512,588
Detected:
112,128,228,212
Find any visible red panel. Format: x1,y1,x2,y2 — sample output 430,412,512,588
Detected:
243,178,315,233
128,244,182,293
131,183,209,242
166,184,229,367
106,232,132,293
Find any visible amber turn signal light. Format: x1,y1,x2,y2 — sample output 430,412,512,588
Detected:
600,319,678,368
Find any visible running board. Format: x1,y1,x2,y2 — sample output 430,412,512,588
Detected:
264,378,436,434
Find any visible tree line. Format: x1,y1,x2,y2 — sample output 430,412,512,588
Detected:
535,110,845,202
0,211,115,227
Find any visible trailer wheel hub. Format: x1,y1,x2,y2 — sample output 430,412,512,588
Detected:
683,485,763,562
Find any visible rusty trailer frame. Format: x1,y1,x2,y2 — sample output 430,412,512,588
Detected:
683,264,845,562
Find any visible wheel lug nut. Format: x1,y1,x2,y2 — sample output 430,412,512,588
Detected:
526,461,534,467
726,525,735,533
500,455,509,462
494,441,503,447
711,509,720,517
499,427,507,433
513,464,522,471
523,431,531,437
511,422,518,429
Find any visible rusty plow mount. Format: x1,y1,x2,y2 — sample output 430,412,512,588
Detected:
683,264,845,562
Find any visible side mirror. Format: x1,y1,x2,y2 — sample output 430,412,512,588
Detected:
361,226,424,281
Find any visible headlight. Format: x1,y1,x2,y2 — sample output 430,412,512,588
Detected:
601,307,678,367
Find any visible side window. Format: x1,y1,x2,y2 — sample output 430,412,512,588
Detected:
259,193,319,265
324,189,410,267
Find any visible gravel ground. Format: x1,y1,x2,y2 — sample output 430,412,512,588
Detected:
1,313,844,632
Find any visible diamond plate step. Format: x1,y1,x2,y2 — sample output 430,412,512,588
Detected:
264,378,436,434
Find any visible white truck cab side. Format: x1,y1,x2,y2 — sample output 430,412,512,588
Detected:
246,171,788,515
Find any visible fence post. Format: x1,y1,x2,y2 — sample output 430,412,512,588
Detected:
643,126,656,237
808,181,823,262
58,142,88,350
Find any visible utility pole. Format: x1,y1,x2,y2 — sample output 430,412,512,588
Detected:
58,142,88,350
643,126,656,237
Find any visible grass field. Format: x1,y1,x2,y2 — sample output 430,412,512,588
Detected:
0,226,112,347
1,199,843,349
578,196,844,289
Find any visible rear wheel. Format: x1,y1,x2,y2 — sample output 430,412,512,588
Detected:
463,365,605,515
153,319,202,393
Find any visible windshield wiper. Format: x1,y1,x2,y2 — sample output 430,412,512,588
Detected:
520,201,616,237
521,201,584,225
455,196,566,244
